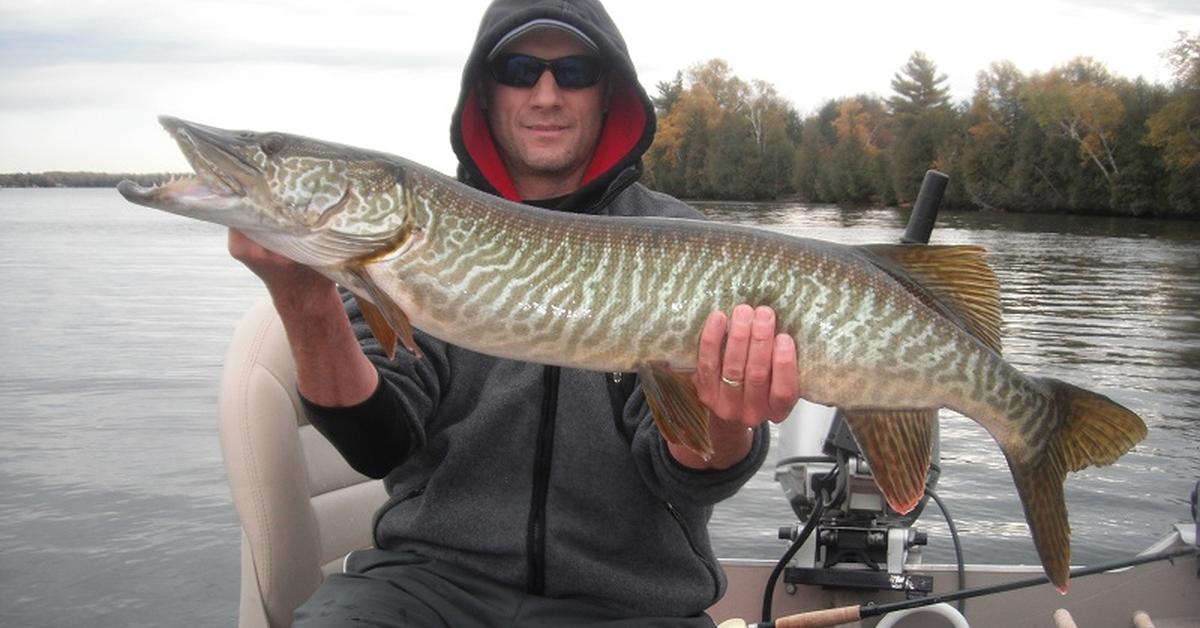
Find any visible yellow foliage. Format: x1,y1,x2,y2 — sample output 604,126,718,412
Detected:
1147,96,1200,170
833,99,880,158
650,88,721,167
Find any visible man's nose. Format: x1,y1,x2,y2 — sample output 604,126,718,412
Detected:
527,69,563,105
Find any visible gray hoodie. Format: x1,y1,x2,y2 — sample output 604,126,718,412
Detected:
305,0,769,618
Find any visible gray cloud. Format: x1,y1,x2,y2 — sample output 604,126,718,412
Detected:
0,25,461,70
1057,0,1200,17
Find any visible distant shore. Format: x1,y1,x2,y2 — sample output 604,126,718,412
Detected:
6,172,1197,220
0,172,185,188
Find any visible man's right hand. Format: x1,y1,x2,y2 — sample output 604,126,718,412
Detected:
228,228,379,407
228,229,333,309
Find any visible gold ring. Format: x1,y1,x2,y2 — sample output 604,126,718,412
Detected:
721,375,742,388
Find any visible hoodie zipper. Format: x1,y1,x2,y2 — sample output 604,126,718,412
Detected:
526,365,560,595
665,501,722,605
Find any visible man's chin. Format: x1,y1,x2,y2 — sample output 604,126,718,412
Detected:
517,152,583,178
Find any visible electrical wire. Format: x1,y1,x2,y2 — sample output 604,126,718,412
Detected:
761,463,843,623
925,487,966,614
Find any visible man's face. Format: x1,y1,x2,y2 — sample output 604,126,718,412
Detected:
485,29,606,200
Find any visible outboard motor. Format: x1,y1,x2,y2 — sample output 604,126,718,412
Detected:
773,171,949,594
774,401,938,592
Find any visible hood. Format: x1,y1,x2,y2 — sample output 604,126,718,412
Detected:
449,0,656,210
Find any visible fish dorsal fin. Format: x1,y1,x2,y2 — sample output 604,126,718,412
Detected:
344,265,419,360
858,244,1003,353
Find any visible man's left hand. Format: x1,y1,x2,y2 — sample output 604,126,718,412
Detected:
669,305,799,470
694,304,799,425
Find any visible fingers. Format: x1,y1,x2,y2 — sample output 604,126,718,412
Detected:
227,228,333,303
743,307,779,421
229,229,286,267
693,310,727,411
768,333,799,423
716,304,754,416
694,304,801,428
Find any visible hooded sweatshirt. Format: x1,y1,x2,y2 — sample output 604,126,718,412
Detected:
305,0,769,618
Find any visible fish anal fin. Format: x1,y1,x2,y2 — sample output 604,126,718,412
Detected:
843,408,936,515
636,362,713,459
1005,377,1147,593
858,244,1003,354
345,265,420,359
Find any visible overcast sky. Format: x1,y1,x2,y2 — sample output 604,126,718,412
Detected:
1,0,1196,175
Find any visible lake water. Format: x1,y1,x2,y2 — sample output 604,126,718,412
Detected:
2,189,1198,627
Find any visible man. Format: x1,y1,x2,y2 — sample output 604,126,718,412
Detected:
230,1,800,625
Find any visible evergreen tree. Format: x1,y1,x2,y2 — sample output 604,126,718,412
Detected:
887,52,957,203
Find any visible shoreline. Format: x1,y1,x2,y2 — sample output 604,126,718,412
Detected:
3,182,1196,220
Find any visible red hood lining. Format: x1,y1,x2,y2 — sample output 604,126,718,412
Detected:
460,80,646,202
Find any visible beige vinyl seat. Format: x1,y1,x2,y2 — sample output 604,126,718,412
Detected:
218,298,388,628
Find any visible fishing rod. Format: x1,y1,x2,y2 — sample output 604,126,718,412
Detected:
725,545,1198,628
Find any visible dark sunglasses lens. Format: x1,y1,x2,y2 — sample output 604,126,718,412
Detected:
490,54,603,88
550,57,603,88
493,55,544,87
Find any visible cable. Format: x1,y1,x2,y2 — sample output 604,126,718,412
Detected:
761,464,843,623
925,487,966,614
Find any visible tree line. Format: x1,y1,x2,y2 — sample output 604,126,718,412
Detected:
643,32,1200,217
0,172,180,188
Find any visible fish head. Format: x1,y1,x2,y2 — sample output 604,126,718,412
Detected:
119,116,411,266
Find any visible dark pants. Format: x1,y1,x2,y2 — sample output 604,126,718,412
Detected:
292,548,717,627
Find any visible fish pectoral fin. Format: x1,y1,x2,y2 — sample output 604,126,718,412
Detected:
355,296,402,359
1004,376,1147,593
345,266,419,360
842,408,936,515
636,362,713,459
857,244,1003,354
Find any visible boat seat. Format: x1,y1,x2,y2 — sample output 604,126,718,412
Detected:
218,298,388,628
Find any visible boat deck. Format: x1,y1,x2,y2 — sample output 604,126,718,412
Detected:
709,525,1198,627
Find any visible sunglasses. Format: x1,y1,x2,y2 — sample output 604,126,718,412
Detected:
488,53,606,89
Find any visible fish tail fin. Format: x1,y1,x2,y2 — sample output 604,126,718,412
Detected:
1006,377,1147,593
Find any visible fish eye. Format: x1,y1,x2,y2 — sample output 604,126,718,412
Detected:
260,134,286,156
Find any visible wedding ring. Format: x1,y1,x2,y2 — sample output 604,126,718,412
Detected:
721,375,742,388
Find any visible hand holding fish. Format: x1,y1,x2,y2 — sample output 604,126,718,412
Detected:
228,228,331,307
695,305,799,426
670,306,800,470
228,228,378,408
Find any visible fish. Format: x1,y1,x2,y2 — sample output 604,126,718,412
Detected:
118,116,1147,592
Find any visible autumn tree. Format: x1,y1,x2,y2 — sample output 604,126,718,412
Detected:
961,61,1028,208
1024,57,1125,192
828,98,886,202
1147,31,1200,172
643,35,1198,215
645,59,797,200
792,115,827,201
644,82,721,197
789,95,891,204
653,71,684,116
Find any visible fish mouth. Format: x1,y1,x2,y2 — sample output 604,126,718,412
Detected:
118,116,260,213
